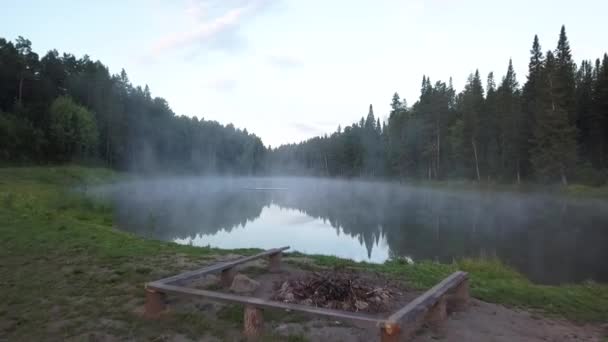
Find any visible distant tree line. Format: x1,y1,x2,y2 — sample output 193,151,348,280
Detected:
2,26,607,184
0,36,265,174
267,26,608,185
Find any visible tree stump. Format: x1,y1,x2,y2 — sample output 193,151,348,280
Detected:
144,288,166,319
268,252,282,273
243,305,264,340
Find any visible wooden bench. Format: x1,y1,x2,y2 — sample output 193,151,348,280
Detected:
144,247,469,341
380,271,469,341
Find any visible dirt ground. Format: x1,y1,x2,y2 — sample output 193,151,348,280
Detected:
167,259,606,342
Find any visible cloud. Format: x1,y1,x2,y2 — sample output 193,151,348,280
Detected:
290,122,326,136
207,77,238,92
151,0,273,57
267,54,303,69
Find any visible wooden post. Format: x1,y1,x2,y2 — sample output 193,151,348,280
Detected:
268,252,282,273
221,267,236,288
144,288,166,319
380,322,401,342
450,278,469,311
426,296,448,327
243,305,263,340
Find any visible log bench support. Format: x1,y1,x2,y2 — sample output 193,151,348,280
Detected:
221,267,236,288
380,323,401,342
268,251,282,273
450,278,469,311
144,288,166,319
426,296,447,332
244,305,264,340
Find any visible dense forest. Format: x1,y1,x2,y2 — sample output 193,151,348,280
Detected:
268,26,608,185
1,26,607,184
0,37,265,173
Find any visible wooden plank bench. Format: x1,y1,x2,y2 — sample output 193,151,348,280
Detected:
380,271,469,341
144,247,469,341
150,246,289,287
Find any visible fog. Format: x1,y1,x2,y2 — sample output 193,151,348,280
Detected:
91,177,608,285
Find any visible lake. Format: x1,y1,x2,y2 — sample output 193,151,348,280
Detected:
93,177,608,285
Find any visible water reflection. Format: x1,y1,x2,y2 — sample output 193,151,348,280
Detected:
94,177,608,285
175,205,390,263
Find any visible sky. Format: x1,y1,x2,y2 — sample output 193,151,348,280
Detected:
2,0,608,147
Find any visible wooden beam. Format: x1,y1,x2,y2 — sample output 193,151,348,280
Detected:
387,271,468,324
147,282,383,327
152,247,290,285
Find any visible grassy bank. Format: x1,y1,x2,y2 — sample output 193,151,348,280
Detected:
0,166,606,340
403,178,608,199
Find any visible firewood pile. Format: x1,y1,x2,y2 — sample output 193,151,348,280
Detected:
272,271,397,313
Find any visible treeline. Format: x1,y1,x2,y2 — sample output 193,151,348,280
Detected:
2,26,607,184
0,37,265,174
267,26,608,185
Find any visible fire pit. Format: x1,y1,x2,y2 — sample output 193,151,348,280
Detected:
144,247,469,341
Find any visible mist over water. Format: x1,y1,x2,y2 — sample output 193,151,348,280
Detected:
93,177,608,285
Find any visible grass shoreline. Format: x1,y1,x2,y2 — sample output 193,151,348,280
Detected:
1,166,606,340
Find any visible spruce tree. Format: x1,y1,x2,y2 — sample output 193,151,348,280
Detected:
575,60,598,167
365,104,375,130
531,51,577,184
554,26,577,126
497,59,523,182
594,54,608,168
522,35,545,179
460,70,485,181
481,72,499,177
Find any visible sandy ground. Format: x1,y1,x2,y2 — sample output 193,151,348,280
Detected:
413,299,604,342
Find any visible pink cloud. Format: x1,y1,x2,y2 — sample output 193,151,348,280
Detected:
151,0,272,56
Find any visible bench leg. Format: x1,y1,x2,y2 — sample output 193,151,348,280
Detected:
451,279,469,311
144,288,166,319
268,252,282,273
221,267,236,288
380,323,401,342
426,297,448,328
244,305,264,340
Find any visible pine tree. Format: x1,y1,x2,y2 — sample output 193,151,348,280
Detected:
481,72,499,178
554,26,577,126
531,51,577,184
594,54,608,168
497,59,523,182
459,70,485,181
365,104,375,130
522,35,545,179
387,93,404,176
575,60,599,167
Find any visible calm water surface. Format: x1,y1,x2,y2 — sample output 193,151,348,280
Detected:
93,177,608,285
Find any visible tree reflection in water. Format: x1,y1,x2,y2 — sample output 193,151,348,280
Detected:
93,177,608,284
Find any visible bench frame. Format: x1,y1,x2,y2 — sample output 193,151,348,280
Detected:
144,246,469,341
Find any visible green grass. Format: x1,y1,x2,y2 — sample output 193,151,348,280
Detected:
0,166,606,340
